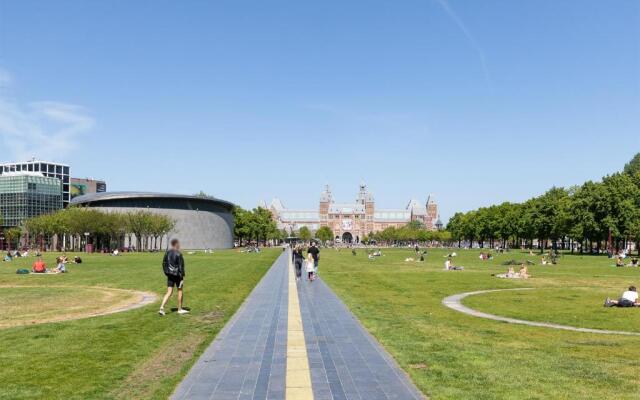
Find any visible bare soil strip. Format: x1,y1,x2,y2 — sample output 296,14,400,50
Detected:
0,285,158,328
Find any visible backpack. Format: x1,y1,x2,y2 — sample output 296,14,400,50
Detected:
16,269,30,274
163,251,181,277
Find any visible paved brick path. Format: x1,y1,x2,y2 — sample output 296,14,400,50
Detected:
298,272,424,400
172,251,425,399
171,252,289,400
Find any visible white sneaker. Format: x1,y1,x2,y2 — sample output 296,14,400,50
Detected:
177,309,189,315
158,308,165,316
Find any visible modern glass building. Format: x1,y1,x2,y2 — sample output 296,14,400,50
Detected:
0,159,70,206
0,172,63,228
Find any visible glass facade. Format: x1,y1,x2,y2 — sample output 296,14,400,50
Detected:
0,160,70,206
0,174,63,227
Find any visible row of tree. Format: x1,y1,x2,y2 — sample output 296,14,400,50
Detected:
446,154,640,254
363,221,452,245
12,208,175,252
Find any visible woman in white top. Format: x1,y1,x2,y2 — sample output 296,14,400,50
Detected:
305,253,315,281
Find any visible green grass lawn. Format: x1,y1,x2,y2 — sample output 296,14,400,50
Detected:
319,248,640,400
0,249,280,400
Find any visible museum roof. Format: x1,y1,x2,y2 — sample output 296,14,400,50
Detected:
71,191,235,210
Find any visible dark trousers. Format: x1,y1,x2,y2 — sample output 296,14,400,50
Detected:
617,298,635,307
294,259,303,278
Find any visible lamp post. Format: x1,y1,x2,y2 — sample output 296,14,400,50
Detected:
84,232,90,253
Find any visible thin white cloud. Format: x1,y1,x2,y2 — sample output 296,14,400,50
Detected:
0,67,94,161
433,0,491,85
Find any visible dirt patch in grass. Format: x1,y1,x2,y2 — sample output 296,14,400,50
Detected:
409,362,428,370
198,307,225,323
111,332,206,399
0,285,157,328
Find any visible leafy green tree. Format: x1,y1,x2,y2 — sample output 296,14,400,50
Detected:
299,226,312,242
5,227,22,250
623,152,640,176
315,226,334,243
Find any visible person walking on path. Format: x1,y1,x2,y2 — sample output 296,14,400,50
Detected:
307,241,320,276
305,253,315,281
159,238,189,316
292,245,304,281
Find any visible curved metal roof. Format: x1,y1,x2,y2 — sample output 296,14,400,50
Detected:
71,191,235,210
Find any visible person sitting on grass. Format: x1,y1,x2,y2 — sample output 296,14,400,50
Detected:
53,256,67,273
32,257,47,273
444,257,464,271
604,286,639,308
73,256,82,264
628,258,638,267
518,264,530,279
616,257,625,267
3,252,12,262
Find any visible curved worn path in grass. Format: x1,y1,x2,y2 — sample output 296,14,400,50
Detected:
443,288,640,336
0,285,158,328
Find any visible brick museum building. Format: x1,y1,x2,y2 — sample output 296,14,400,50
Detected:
260,184,441,243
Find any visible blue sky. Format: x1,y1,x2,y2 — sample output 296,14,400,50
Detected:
0,0,638,221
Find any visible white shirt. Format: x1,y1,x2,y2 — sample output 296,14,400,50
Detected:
621,290,638,303
444,260,451,270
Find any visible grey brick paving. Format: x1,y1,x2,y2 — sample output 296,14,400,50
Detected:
172,250,426,399
171,251,289,400
297,274,426,400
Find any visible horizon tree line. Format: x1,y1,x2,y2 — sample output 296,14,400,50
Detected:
5,207,175,252
446,153,640,254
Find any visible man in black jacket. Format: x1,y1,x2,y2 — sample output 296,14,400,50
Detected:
307,242,320,275
159,238,188,316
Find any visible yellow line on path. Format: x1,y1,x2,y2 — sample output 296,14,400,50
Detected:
286,252,314,400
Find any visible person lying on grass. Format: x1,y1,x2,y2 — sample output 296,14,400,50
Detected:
604,286,639,307
32,257,47,273
495,267,517,279
444,257,464,271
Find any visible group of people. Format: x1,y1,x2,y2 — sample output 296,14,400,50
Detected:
29,254,82,274
494,264,530,279
292,242,320,281
615,256,638,267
